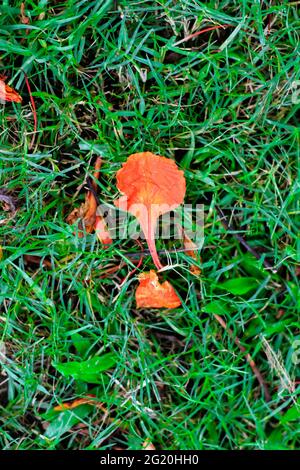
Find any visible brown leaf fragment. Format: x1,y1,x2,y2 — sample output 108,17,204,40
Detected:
183,231,201,276
0,193,16,225
24,254,52,269
66,157,111,244
20,2,30,26
54,396,106,412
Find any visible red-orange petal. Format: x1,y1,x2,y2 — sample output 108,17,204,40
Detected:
114,152,186,270
0,79,22,103
136,270,181,309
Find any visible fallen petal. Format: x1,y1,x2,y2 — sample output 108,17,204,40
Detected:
114,152,186,270
136,270,181,309
0,79,22,103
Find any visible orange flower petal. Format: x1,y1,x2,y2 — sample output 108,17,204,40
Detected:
0,79,22,103
136,270,181,309
114,152,186,270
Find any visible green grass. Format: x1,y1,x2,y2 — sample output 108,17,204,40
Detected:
0,0,299,450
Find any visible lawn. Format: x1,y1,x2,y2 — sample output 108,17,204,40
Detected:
0,0,299,450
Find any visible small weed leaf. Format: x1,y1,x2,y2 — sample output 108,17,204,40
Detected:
218,277,259,295
53,353,117,384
